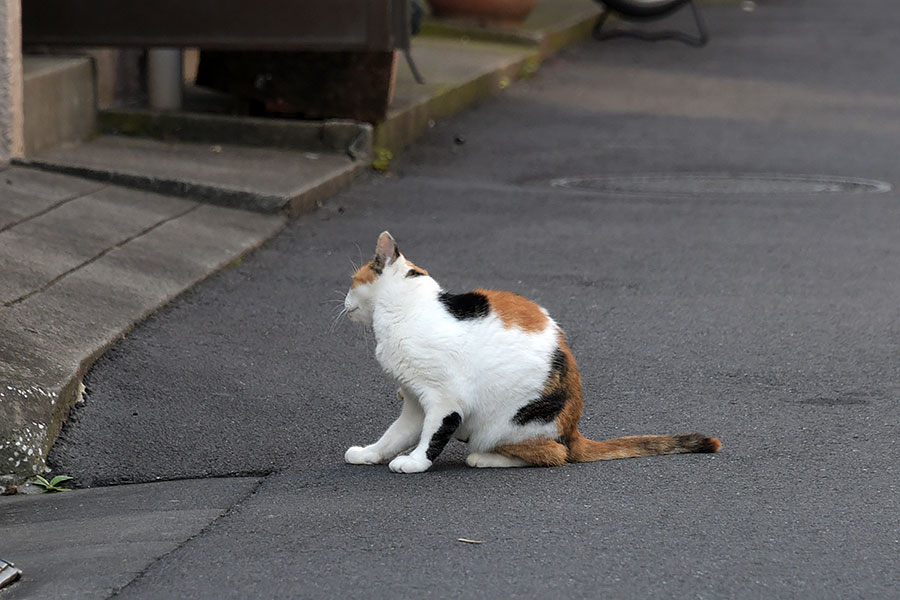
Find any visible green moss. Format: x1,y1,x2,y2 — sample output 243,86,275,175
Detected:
418,21,538,48
372,148,394,172
518,56,541,79
99,112,161,138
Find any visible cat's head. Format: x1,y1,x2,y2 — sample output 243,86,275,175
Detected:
344,231,429,326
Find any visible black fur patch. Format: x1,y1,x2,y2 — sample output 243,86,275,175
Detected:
426,412,462,461
406,269,427,278
438,291,489,320
674,433,720,453
548,347,568,379
513,389,567,425
513,347,569,425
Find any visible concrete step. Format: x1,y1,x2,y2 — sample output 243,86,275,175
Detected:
23,56,97,156
17,135,362,216
99,106,372,160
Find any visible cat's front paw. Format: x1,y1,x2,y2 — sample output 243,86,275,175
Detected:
345,446,382,465
388,454,432,474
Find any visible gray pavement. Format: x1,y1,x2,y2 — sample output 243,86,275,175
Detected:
4,0,900,598
0,478,261,599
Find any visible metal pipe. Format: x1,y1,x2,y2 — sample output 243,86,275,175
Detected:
147,48,183,110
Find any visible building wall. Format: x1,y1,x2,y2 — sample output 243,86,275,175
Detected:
0,0,24,164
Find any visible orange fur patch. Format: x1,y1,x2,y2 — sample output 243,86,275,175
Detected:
476,289,549,332
496,438,567,467
351,263,378,288
405,260,428,276
553,332,584,443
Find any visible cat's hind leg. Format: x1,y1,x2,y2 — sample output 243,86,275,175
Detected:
494,438,568,467
345,388,424,465
466,438,567,468
465,452,530,468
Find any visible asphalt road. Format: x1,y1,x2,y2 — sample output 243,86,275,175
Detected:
47,1,900,597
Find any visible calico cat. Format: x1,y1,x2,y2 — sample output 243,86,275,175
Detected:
343,231,721,473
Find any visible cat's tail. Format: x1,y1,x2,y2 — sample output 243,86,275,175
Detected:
566,431,721,462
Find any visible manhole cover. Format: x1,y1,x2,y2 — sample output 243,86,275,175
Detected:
550,173,892,195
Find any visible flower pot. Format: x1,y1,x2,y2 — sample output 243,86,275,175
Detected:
427,0,538,27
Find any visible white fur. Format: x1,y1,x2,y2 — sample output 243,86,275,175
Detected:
465,452,530,468
344,240,560,473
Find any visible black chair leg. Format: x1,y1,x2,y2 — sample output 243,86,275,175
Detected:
403,48,425,84
593,0,709,47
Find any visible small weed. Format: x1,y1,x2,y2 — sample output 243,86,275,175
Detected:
33,475,73,493
372,148,394,172
519,57,541,79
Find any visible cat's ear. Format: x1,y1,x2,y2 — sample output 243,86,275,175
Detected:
374,231,401,269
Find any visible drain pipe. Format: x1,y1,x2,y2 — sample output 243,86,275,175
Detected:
147,48,183,110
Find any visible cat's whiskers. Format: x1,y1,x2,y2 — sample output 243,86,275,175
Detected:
323,298,347,308
361,322,374,353
329,305,349,334
327,289,348,303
